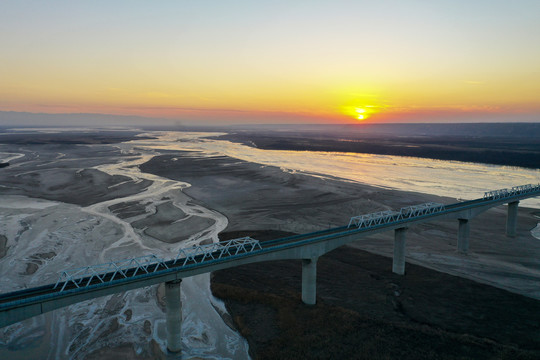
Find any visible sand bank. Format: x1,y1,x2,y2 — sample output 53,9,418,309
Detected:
139,149,540,357
0,138,248,359
130,201,215,243
0,143,153,206
140,151,540,300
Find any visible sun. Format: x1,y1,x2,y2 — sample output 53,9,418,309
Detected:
355,107,366,120
341,104,378,122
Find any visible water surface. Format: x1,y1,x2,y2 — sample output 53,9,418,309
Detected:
133,131,540,209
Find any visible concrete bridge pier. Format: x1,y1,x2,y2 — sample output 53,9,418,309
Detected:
165,279,183,353
457,218,470,253
392,227,408,275
506,201,519,237
302,257,318,305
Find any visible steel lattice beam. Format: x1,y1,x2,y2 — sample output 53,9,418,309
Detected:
348,202,445,229
173,237,262,266
484,183,540,200
53,238,261,292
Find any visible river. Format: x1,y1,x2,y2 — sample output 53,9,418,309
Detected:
1,129,539,359
131,131,540,209
0,132,250,359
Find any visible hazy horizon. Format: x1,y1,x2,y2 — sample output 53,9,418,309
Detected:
1,110,539,129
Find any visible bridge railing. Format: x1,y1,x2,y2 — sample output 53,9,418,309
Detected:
53,237,262,293
348,202,445,229
54,255,169,292
173,237,262,266
483,183,540,200
349,184,540,230
348,210,402,228
399,202,445,217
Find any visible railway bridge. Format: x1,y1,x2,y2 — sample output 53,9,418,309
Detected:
1,184,539,352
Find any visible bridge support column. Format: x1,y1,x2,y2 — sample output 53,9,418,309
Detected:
457,218,470,253
506,201,519,237
393,227,407,275
302,257,318,305
165,279,183,353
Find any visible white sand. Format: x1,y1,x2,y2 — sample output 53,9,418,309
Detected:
0,139,249,359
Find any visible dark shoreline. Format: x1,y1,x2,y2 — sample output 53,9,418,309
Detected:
216,132,540,169
213,230,540,360
0,130,154,145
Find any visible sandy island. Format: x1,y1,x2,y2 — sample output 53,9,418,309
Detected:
0,135,244,359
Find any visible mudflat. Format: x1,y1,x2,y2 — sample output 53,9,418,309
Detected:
0,140,152,206
216,129,540,169
140,151,540,299
140,150,540,359
131,201,215,243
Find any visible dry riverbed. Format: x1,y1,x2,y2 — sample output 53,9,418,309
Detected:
1,131,539,359
141,151,540,359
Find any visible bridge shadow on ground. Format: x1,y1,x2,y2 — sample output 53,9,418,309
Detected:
212,230,540,360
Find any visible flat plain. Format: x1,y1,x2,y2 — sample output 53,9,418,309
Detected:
1,129,539,359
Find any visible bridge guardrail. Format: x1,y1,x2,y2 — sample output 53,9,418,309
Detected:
53,237,261,292
348,202,445,229
483,183,540,200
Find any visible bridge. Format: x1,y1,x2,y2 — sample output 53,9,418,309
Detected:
1,184,539,352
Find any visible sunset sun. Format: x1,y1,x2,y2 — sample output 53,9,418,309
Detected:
342,105,376,122
356,107,366,120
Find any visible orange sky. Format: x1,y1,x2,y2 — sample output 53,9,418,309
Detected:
1,1,539,125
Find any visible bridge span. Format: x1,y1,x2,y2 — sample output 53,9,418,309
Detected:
1,184,539,352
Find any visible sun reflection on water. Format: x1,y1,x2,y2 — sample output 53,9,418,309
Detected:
133,131,540,209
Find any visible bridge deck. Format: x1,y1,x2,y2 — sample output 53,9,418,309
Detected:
0,187,539,327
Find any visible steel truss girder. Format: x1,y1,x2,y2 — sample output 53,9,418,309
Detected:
348,202,445,229
53,237,261,293
399,202,445,217
483,183,540,200
54,254,169,292
173,237,262,266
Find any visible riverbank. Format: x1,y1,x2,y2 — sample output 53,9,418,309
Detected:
212,230,540,359
140,150,540,300
215,130,540,169
139,149,540,358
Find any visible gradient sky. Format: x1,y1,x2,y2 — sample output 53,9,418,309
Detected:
1,0,540,125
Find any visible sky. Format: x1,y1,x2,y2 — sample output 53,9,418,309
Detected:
1,0,540,125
